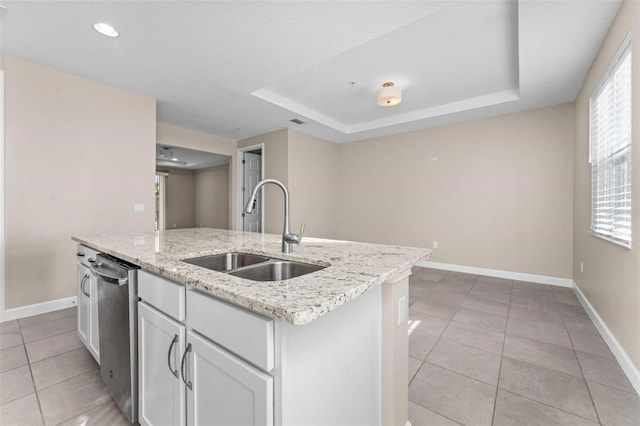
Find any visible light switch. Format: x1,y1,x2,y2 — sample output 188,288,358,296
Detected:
134,204,145,213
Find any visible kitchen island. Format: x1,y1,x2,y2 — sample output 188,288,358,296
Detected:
73,228,431,426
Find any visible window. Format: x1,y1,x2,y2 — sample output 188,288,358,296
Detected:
590,37,632,248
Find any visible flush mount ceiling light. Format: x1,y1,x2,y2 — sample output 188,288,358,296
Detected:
158,147,184,164
93,22,119,38
377,82,402,107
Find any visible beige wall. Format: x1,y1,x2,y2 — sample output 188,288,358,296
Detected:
157,122,236,228
573,0,640,370
336,104,575,279
288,129,338,239
4,56,156,308
164,167,196,229
157,122,236,156
237,128,338,239
195,164,230,229
238,129,289,234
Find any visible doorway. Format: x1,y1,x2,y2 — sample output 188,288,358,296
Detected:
237,144,264,232
155,172,167,231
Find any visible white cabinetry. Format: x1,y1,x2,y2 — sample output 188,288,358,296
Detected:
138,302,186,426
186,331,273,426
138,270,272,426
77,264,90,344
137,269,384,426
76,245,100,363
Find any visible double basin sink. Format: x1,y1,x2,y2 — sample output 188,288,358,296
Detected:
182,252,325,282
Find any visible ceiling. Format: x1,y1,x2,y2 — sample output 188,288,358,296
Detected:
157,146,230,170
0,1,622,144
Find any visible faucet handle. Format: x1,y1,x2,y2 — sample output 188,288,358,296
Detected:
285,224,306,246
297,223,306,245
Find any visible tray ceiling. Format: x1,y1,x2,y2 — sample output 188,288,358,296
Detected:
0,1,622,143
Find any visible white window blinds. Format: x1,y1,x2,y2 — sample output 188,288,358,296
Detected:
590,38,632,248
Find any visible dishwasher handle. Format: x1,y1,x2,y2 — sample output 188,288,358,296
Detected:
89,263,129,286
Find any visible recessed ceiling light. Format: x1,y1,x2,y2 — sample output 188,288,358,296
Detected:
93,22,119,38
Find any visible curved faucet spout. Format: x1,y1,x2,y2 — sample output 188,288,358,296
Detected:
245,179,288,215
244,179,303,253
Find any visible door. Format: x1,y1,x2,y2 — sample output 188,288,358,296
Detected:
186,331,273,426
242,152,262,233
88,272,100,363
77,264,90,346
138,302,186,426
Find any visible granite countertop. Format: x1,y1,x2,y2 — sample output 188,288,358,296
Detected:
72,228,431,325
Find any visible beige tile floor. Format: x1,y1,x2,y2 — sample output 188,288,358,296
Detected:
0,307,129,426
0,267,638,425
408,267,640,426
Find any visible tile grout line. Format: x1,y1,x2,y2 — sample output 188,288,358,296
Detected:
408,271,468,426
20,323,79,347
22,319,106,425
495,281,606,425
490,277,512,426
17,321,47,426
573,349,639,396
411,268,637,426
27,344,86,367
563,316,604,425
417,274,502,424
497,387,608,424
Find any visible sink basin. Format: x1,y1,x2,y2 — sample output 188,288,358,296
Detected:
182,252,269,272
228,260,325,282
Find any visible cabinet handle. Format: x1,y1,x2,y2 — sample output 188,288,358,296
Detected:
81,274,90,297
85,274,91,297
180,343,193,390
167,335,179,379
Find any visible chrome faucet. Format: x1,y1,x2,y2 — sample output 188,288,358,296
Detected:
244,179,305,254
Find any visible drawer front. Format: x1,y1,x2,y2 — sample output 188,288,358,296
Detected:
138,270,186,321
76,245,100,267
187,289,274,372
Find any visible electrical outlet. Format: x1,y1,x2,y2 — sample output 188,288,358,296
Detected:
134,204,145,213
433,241,439,249
580,261,584,273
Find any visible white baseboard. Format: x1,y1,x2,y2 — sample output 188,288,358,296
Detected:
417,261,574,288
573,283,640,396
1,296,77,322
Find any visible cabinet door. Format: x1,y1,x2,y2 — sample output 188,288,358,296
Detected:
88,273,100,363
186,331,273,426
139,302,186,426
77,264,90,346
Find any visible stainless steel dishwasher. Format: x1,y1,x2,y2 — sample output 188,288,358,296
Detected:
90,253,139,423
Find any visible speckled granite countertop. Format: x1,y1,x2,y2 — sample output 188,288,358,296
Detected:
72,228,431,325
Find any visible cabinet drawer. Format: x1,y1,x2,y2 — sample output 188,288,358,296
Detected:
76,245,100,267
187,290,274,372
138,270,186,321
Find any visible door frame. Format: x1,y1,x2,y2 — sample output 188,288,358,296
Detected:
0,69,6,321
236,143,265,232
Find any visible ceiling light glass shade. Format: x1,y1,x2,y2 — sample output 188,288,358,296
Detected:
93,22,119,38
377,82,402,107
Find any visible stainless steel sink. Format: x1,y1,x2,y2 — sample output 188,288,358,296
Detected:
182,252,269,272
227,260,325,282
